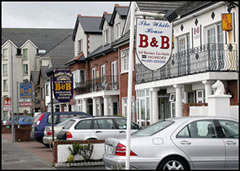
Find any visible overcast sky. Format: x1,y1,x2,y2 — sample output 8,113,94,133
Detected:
2,1,130,29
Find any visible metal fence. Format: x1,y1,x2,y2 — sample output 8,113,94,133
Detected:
136,43,239,84
74,76,118,93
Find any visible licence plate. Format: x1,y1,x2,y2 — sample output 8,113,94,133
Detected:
105,144,113,154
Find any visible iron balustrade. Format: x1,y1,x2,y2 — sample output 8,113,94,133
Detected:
136,43,239,84
74,75,118,93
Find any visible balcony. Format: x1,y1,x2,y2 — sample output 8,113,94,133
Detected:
136,43,239,84
74,76,118,94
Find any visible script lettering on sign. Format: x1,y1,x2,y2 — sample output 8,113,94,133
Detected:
136,19,173,71
53,70,73,102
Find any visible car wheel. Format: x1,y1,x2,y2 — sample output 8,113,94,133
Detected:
158,157,189,170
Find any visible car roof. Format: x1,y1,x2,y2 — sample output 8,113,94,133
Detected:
70,115,125,121
165,116,238,122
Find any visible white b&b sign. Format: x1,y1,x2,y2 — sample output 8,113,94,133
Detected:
136,18,173,71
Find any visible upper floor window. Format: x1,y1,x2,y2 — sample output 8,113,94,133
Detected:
23,64,28,75
104,29,109,44
3,80,8,92
2,48,8,60
116,23,121,39
3,64,8,76
23,49,28,60
78,39,82,54
45,84,49,96
73,70,85,88
101,64,106,82
121,48,129,73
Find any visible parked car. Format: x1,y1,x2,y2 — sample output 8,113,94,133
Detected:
18,116,33,125
3,116,19,126
103,116,239,170
30,112,91,144
43,118,72,146
57,116,141,141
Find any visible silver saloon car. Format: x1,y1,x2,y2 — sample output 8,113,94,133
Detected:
103,116,239,170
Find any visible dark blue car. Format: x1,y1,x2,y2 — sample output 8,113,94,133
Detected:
30,112,91,143
18,116,33,125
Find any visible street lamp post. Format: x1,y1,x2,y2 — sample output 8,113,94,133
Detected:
10,39,15,143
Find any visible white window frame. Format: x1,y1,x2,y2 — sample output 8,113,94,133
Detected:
92,67,96,91
2,48,8,60
121,48,129,73
78,39,82,54
3,79,8,92
101,64,106,82
196,90,205,104
23,64,28,75
45,83,49,96
116,23,121,39
79,70,85,86
111,61,117,89
104,29,109,44
23,48,28,60
3,64,8,76
73,70,80,88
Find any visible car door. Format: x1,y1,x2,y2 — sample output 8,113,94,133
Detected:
218,120,239,169
93,118,119,140
72,119,94,140
172,120,225,170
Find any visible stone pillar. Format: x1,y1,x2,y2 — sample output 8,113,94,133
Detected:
202,80,212,103
82,98,87,113
109,96,113,116
98,98,102,116
103,96,109,116
151,88,159,124
92,97,97,116
174,84,183,117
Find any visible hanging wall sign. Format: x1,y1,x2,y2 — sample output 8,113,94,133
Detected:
222,13,232,31
53,70,73,102
136,18,173,71
20,82,32,99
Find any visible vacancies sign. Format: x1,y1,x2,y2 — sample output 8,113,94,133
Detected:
136,18,172,71
53,70,73,102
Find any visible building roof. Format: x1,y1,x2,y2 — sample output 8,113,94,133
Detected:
110,6,129,25
99,13,113,30
40,66,50,81
1,28,73,53
72,15,102,41
87,43,114,60
136,1,216,19
30,71,40,85
42,35,74,69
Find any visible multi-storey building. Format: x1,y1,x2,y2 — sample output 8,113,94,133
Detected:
133,1,239,126
66,4,129,117
1,28,73,120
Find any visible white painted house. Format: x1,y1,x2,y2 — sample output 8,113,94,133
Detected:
133,1,239,126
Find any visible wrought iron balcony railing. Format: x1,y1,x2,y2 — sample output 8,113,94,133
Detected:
74,76,118,93
136,43,239,84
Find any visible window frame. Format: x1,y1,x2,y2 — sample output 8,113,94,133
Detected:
121,48,129,73
23,64,29,75
3,79,8,92
104,29,109,44
78,39,83,54
23,48,28,60
3,64,8,76
2,48,8,61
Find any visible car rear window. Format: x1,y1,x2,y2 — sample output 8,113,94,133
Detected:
33,113,43,123
132,120,174,136
63,120,76,130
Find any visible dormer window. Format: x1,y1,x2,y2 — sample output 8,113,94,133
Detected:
104,29,109,44
116,23,121,39
78,39,82,54
2,48,8,60
23,48,28,60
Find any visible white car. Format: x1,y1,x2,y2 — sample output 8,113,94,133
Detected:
103,116,239,170
56,116,140,141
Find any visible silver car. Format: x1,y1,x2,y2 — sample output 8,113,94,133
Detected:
56,116,140,141
103,116,239,170
43,118,72,146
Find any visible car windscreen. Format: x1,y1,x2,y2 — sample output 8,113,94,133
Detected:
56,118,71,126
33,113,42,123
63,120,76,130
132,120,174,136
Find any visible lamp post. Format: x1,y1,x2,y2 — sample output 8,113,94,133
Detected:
10,38,15,143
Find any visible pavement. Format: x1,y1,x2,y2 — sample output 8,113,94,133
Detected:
1,133,106,170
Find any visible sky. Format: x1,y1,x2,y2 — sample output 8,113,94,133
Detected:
2,1,130,29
